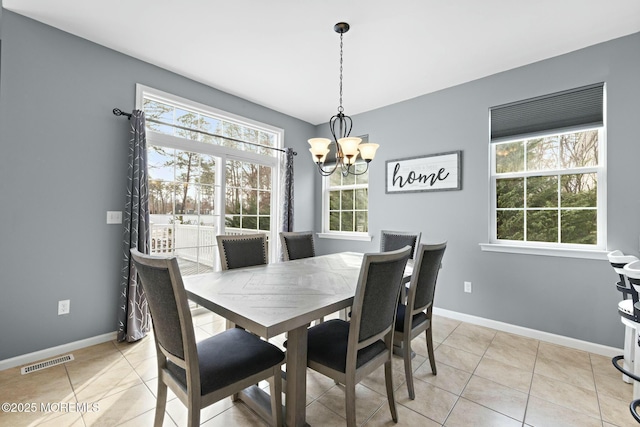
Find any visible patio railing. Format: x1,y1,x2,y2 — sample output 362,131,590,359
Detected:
149,223,268,267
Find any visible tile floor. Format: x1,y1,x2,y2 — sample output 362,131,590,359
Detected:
0,311,636,426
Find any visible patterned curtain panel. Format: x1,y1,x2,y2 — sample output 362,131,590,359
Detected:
282,147,295,232
117,110,151,342
280,148,295,261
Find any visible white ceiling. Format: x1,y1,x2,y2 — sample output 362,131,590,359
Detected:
4,0,640,125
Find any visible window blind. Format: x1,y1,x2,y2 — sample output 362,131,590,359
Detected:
490,83,604,142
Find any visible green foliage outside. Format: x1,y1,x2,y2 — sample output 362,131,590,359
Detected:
495,130,598,245
328,164,369,232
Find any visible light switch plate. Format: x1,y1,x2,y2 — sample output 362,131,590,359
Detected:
107,211,122,224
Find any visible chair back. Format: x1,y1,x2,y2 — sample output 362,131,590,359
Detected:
624,261,640,293
409,242,447,312
380,230,422,259
608,250,638,298
350,246,412,344
280,231,315,261
130,249,195,365
216,233,268,270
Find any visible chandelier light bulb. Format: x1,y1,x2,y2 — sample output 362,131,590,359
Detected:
308,147,330,164
358,143,380,161
338,137,361,158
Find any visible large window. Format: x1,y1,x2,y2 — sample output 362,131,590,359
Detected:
493,129,601,245
323,163,369,235
137,85,283,272
487,83,606,254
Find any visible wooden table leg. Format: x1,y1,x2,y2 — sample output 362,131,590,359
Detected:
286,324,309,427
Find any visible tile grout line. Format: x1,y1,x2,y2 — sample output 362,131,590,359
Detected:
436,318,469,426
63,362,88,427
589,353,606,427
445,326,528,426
520,338,541,427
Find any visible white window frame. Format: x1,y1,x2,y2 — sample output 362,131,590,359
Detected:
136,84,285,261
317,168,372,241
481,127,608,260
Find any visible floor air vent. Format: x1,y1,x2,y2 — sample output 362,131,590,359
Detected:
21,354,74,375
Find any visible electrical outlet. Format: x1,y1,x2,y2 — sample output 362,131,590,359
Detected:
58,300,70,315
464,281,472,293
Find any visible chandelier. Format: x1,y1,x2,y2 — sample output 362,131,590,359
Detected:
308,22,379,177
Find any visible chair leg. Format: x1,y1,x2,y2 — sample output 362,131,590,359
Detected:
186,402,201,427
154,380,168,427
624,324,635,383
345,378,357,427
269,368,283,427
403,334,415,400
426,326,437,375
384,359,399,423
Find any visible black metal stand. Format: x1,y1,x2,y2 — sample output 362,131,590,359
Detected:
612,355,640,423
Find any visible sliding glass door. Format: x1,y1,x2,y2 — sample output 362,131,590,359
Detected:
139,85,282,275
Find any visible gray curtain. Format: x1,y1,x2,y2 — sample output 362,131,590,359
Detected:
280,148,294,261
117,110,151,342
282,147,294,232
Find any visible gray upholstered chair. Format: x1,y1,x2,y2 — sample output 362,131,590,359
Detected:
216,233,268,270
280,231,316,261
393,242,447,400
380,230,422,259
280,231,325,324
380,230,423,303
301,246,412,427
130,248,284,427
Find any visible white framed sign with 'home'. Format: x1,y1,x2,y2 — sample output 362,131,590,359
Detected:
385,150,462,194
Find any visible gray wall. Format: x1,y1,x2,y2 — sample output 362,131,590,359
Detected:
0,11,315,360
314,32,640,348
1,8,637,361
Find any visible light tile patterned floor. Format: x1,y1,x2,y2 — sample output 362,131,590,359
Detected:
0,312,636,426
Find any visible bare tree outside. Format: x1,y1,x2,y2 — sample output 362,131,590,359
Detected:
495,130,599,244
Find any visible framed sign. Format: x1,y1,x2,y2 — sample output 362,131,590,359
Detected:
386,150,462,194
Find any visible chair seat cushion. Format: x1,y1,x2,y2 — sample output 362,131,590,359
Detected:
620,299,634,315
619,299,639,323
395,303,428,332
167,328,284,395
304,319,387,373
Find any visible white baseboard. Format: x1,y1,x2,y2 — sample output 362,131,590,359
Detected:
434,307,622,358
0,332,117,371
0,309,623,371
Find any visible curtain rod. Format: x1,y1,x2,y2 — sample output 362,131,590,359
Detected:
112,108,296,155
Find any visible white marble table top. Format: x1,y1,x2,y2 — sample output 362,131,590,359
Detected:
184,252,377,337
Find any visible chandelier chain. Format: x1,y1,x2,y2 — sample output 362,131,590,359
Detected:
338,32,344,113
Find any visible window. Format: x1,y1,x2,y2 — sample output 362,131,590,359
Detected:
137,85,283,272
486,83,606,256
322,163,370,237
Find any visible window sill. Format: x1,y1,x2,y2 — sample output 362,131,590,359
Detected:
479,243,609,260
317,232,373,242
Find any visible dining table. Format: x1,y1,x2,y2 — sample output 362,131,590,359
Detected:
183,251,413,427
